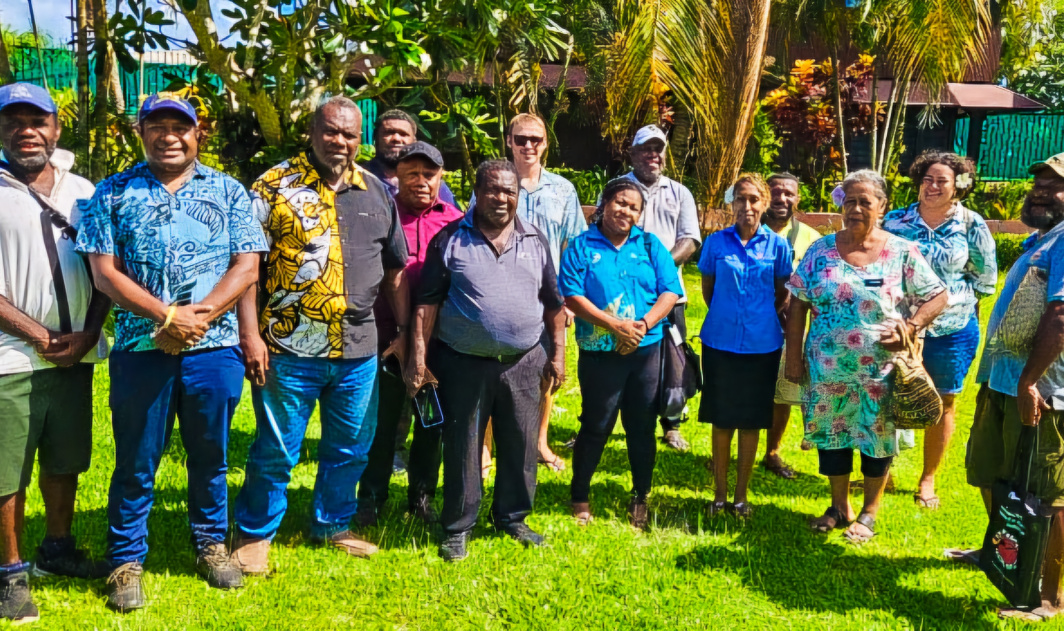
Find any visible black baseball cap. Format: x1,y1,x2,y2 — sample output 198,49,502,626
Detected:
396,141,444,167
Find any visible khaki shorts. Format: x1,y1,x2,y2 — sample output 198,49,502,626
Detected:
966,384,1064,506
0,365,94,496
774,345,802,406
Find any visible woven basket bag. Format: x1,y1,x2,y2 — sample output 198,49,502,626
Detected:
891,322,943,430
997,267,1048,355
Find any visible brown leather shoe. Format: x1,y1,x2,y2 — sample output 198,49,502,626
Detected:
230,537,270,576
325,530,378,558
628,498,649,531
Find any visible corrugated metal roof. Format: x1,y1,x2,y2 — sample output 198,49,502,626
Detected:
855,80,1042,110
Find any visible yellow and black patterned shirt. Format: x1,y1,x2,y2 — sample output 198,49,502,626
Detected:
251,153,407,359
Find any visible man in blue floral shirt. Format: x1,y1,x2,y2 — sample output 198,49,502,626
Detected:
75,93,267,612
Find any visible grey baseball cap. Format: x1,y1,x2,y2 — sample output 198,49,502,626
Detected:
397,141,444,167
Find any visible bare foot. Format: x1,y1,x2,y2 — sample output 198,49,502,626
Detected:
999,601,1059,622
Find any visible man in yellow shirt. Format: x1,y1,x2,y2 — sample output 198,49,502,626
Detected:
761,173,821,479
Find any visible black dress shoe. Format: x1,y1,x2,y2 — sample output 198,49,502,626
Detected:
438,532,469,562
501,523,545,547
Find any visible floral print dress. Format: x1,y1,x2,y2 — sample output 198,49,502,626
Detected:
787,234,945,458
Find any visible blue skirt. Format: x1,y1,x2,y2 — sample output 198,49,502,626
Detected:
923,317,981,395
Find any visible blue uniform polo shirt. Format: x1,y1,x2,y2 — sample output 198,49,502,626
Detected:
559,225,682,352
697,224,792,354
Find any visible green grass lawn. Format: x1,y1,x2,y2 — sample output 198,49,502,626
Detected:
10,268,1046,629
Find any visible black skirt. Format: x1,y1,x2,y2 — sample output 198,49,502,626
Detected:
698,345,782,430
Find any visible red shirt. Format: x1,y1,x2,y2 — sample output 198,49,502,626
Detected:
374,197,464,350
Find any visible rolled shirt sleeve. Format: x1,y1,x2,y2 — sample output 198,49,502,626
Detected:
965,215,999,296
74,181,116,255
225,180,269,254
558,239,588,298
676,187,702,245
903,244,947,305
648,233,683,295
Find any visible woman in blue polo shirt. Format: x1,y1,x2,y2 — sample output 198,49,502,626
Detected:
559,178,681,530
699,173,792,520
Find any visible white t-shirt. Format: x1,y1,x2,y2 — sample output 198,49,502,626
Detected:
0,149,108,374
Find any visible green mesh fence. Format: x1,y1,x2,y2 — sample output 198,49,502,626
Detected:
955,113,1064,180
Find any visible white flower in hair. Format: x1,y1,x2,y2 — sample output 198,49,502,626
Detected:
723,185,736,205
831,185,846,207
955,172,973,190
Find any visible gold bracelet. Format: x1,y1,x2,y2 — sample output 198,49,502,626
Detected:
162,305,177,330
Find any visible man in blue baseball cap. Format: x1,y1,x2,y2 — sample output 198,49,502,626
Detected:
0,83,110,624
76,91,268,611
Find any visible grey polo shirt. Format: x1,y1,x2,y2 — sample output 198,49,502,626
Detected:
620,172,701,302
418,211,563,357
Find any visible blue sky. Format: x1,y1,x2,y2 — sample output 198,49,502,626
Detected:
2,0,202,46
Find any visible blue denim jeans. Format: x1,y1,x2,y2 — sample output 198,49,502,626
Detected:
235,353,379,540
106,348,244,567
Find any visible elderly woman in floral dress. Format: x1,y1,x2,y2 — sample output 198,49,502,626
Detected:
785,170,948,543
882,151,997,510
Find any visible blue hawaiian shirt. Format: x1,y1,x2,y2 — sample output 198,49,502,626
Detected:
75,161,268,352
470,169,587,273
976,222,1064,408
559,225,681,351
697,225,793,354
882,202,997,337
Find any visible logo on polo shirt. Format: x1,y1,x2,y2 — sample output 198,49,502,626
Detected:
591,252,601,264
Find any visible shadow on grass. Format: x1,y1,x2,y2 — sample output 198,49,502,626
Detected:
674,504,1001,628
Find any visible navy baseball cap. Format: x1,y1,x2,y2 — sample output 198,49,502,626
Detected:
138,92,197,124
0,82,57,115
397,141,444,167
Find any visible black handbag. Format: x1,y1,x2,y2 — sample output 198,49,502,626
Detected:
658,322,702,419
979,424,1053,610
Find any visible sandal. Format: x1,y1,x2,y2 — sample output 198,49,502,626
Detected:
914,493,940,510
761,456,796,480
943,548,981,567
538,454,566,472
730,502,753,520
810,506,850,533
571,502,592,526
706,501,731,518
999,603,1059,622
844,512,876,543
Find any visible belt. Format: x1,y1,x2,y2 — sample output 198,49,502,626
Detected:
443,342,535,364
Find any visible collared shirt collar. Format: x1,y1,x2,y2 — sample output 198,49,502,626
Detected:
292,152,368,192
586,223,646,248
624,170,669,191
724,223,770,245
396,196,445,218
903,201,961,228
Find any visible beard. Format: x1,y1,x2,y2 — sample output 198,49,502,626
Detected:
7,146,52,172
377,145,403,168
1022,197,1064,230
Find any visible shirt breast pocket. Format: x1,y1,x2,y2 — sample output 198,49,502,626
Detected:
625,252,657,294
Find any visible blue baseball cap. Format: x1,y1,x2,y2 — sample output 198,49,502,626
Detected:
0,82,57,115
138,92,197,124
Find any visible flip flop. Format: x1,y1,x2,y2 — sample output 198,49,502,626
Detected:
730,502,753,520
811,506,849,533
571,502,592,526
706,501,731,518
538,454,566,472
999,604,1059,622
761,457,797,480
844,512,876,543
914,494,940,510
943,548,981,566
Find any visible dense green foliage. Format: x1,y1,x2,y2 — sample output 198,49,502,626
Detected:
994,232,1031,271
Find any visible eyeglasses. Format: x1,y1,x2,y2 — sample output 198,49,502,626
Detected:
512,134,544,148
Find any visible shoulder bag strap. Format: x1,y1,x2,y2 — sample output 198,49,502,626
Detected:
25,186,78,334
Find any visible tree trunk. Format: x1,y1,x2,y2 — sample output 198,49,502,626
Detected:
90,0,112,181
832,55,848,174
75,0,91,171
701,0,772,207
0,20,13,83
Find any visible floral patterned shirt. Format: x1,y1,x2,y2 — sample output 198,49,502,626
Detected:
75,161,268,352
882,202,997,337
787,234,945,457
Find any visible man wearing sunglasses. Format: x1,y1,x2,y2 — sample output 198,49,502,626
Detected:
622,125,702,452
470,114,586,472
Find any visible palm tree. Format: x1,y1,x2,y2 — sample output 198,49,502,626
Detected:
601,0,772,206
90,0,113,181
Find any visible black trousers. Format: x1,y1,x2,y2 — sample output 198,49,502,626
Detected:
660,302,687,432
433,342,546,535
358,368,442,509
571,345,662,503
